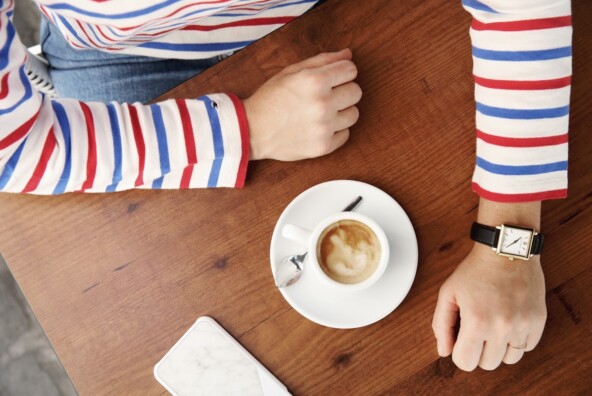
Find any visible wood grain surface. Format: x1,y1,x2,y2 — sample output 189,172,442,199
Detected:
1,0,591,394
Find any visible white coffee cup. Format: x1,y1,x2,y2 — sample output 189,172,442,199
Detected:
282,212,389,291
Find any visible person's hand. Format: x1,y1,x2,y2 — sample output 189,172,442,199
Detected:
432,199,546,371
432,244,546,371
243,48,362,161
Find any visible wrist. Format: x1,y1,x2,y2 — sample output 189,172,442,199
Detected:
243,97,266,160
476,198,541,230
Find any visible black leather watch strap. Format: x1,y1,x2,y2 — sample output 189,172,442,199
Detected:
470,222,499,248
470,222,544,256
531,233,544,255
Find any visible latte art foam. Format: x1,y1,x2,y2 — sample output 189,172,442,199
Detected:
317,220,381,284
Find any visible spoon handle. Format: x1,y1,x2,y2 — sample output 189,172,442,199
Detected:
343,196,363,212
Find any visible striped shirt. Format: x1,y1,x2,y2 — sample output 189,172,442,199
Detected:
0,0,571,201
463,0,571,202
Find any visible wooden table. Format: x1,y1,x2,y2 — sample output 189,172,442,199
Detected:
1,0,591,394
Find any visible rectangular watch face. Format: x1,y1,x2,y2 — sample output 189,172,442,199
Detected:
497,225,534,259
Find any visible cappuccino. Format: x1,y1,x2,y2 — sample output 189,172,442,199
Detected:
317,220,381,284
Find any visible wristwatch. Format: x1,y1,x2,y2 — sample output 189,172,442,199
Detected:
470,222,544,260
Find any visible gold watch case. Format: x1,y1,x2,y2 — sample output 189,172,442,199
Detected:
494,224,537,261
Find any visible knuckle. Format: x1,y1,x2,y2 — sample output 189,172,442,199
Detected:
465,308,488,331
342,61,358,79
349,106,360,123
452,354,477,372
479,360,501,371
437,283,451,299
493,312,514,332
352,83,363,100
299,70,326,91
503,354,522,365
312,99,331,119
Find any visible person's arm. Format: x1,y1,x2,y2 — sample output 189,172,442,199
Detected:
0,0,360,194
432,0,572,371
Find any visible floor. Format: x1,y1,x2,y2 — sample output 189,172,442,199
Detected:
1,2,77,395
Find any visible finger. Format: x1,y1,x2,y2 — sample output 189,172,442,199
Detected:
525,328,544,352
331,82,362,111
502,342,526,365
432,287,459,357
323,129,350,155
479,340,507,370
318,59,358,88
332,106,360,132
452,323,484,371
283,48,352,74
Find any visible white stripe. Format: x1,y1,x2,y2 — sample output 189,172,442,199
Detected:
473,57,572,80
157,169,183,189
473,167,567,194
476,112,569,138
477,139,567,166
470,27,571,52
465,0,571,22
42,0,314,59
475,85,571,110
154,99,184,174
188,99,214,188
476,0,571,16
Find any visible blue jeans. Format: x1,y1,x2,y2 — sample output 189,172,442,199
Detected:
40,19,225,103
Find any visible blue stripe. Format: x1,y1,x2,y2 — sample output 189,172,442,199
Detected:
0,21,15,70
150,105,171,177
106,104,123,192
46,1,224,20
461,0,498,13
216,0,317,16
472,46,572,61
86,23,112,48
151,176,164,189
138,40,253,52
477,157,568,175
51,102,72,194
57,16,86,46
0,139,27,191
476,103,570,119
204,98,225,188
0,68,33,116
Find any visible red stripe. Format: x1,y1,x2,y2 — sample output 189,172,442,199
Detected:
472,182,567,203
116,0,228,31
474,75,571,90
0,73,10,100
227,94,250,188
0,108,40,150
22,127,57,193
472,16,572,31
95,25,117,43
79,103,97,192
182,16,295,31
476,130,568,148
127,105,146,187
175,99,197,189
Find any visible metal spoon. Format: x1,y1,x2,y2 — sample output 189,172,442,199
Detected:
274,196,363,288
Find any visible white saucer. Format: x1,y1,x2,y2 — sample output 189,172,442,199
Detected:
270,180,418,329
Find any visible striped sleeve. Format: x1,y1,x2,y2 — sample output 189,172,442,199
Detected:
0,0,249,195
462,0,572,202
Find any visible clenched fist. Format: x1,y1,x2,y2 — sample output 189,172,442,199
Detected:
244,48,362,161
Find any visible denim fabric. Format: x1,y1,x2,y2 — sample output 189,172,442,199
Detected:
40,19,225,103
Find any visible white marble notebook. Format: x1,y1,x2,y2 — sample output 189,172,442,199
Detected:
154,317,290,396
